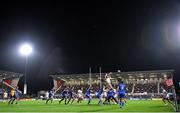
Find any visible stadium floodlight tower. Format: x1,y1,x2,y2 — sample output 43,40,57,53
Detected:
19,43,33,95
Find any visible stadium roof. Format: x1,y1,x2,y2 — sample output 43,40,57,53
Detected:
50,69,174,81
0,70,23,80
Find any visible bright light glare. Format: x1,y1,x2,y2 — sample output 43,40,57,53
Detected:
19,44,33,56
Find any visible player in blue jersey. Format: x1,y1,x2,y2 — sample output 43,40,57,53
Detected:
96,86,103,105
15,87,22,104
118,80,126,108
69,92,78,104
46,89,54,104
66,87,78,104
59,88,69,104
85,86,92,105
107,88,118,104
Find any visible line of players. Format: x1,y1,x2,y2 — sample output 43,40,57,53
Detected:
6,83,172,108
5,74,172,108
46,80,126,108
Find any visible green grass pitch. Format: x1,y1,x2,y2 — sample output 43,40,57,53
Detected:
0,99,175,112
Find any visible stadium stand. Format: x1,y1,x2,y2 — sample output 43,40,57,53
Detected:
0,71,23,99
50,69,178,111
50,70,174,96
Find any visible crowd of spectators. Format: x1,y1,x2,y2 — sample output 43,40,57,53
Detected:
59,82,165,94
134,83,157,93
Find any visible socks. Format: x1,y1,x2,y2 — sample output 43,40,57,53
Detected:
122,102,124,107
119,102,122,107
119,102,124,108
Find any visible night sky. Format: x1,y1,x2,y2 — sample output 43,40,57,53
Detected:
0,1,180,93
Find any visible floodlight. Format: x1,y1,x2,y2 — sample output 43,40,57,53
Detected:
19,44,32,56
19,43,33,95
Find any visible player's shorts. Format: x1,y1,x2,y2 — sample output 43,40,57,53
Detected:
10,95,16,99
48,95,53,99
114,94,118,98
162,94,169,99
72,94,77,98
97,95,102,99
86,95,90,98
62,94,67,98
64,94,69,98
86,95,92,99
69,94,73,98
166,94,170,98
78,94,83,99
103,92,107,97
108,95,115,98
97,95,103,101
118,93,125,98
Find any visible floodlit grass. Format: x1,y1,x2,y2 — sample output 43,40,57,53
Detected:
0,99,175,112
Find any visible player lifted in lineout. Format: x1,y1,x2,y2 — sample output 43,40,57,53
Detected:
105,72,113,89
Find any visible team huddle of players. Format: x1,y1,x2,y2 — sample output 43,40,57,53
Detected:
46,74,127,108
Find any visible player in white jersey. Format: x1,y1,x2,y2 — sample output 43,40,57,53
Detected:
114,89,118,98
103,89,108,98
162,88,172,105
77,87,83,103
103,87,109,104
114,88,118,104
105,72,113,89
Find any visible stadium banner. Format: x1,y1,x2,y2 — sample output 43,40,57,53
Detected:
4,78,20,87
11,78,20,87
166,78,173,87
4,79,11,85
53,79,62,90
